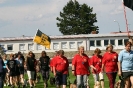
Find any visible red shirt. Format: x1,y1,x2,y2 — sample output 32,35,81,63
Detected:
102,52,118,73
53,56,69,74
90,55,102,74
50,56,57,67
72,54,90,75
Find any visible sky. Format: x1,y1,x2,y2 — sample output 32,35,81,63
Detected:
0,0,133,37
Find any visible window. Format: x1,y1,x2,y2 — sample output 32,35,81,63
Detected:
19,44,25,51
53,43,59,50
61,42,67,49
110,40,115,45
28,44,34,50
118,39,123,46
96,40,101,46
7,45,13,50
69,42,76,49
77,41,83,47
104,40,109,46
124,39,128,45
90,41,95,47
37,44,42,50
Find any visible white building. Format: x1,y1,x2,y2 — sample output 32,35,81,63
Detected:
0,33,132,54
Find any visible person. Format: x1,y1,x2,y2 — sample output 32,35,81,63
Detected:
72,46,90,88
26,52,37,88
15,54,25,88
6,54,18,88
118,41,133,88
50,51,59,72
53,50,69,88
39,51,50,87
0,55,5,88
90,48,104,88
101,44,118,88
2,54,9,86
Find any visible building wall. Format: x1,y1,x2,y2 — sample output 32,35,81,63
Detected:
0,36,129,55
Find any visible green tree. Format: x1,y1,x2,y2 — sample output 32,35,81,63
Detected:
56,0,99,35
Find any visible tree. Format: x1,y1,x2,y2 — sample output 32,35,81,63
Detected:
0,45,6,55
56,0,99,35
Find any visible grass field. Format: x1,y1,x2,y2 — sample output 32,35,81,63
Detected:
4,71,119,88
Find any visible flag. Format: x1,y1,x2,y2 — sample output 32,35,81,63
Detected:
33,29,51,49
123,0,133,10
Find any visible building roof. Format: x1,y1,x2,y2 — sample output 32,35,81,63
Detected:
0,33,132,42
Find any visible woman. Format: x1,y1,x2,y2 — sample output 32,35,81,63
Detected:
53,50,69,88
26,52,37,88
72,46,90,88
2,54,9,86
102,44,118,88
118,41,133,88
90,48,104,88
39,51,50,87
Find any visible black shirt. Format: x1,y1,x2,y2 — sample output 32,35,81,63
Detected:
26,57,36,71
7,60,17,71
39,56,50,70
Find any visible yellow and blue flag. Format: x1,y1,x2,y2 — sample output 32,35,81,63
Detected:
33,29,51,49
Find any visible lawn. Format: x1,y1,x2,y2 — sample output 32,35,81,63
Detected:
4,71,119,88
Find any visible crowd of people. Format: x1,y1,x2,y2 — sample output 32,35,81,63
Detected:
0,40,133,88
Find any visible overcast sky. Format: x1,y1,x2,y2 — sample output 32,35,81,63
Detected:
0,0,132,37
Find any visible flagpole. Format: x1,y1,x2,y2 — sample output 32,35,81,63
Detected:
33,29,39,42
122,0,130,36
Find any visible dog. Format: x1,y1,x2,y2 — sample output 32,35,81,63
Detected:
114,80,121,88
94,81,100,88
50,77,55,85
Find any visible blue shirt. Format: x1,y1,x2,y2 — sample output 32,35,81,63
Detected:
15,58,23,67
3,60,8,68
118,49,133,71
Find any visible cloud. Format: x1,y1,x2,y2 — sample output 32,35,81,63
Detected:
110,5,123,15
0,0,7,4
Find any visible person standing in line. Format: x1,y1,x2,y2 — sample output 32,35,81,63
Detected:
118,41,133,88
39,51,50,87
26,52,37,88
53,50,69,88
72,46,90,88
6,54,18,88
90,48,104,88
101,44,118,88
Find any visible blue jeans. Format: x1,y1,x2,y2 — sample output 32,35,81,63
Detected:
77,75,87,88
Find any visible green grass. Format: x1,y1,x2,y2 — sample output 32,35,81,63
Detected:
4,72,119,88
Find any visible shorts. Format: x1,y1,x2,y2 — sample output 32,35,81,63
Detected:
55,71,67,85
122,71,133,79
34,72,36,80
9,71,16,77
27,71,35,80
19,67,24,75
41,70,49,80
93,72,104,83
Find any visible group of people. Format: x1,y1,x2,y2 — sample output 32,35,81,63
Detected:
0,40,133,88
